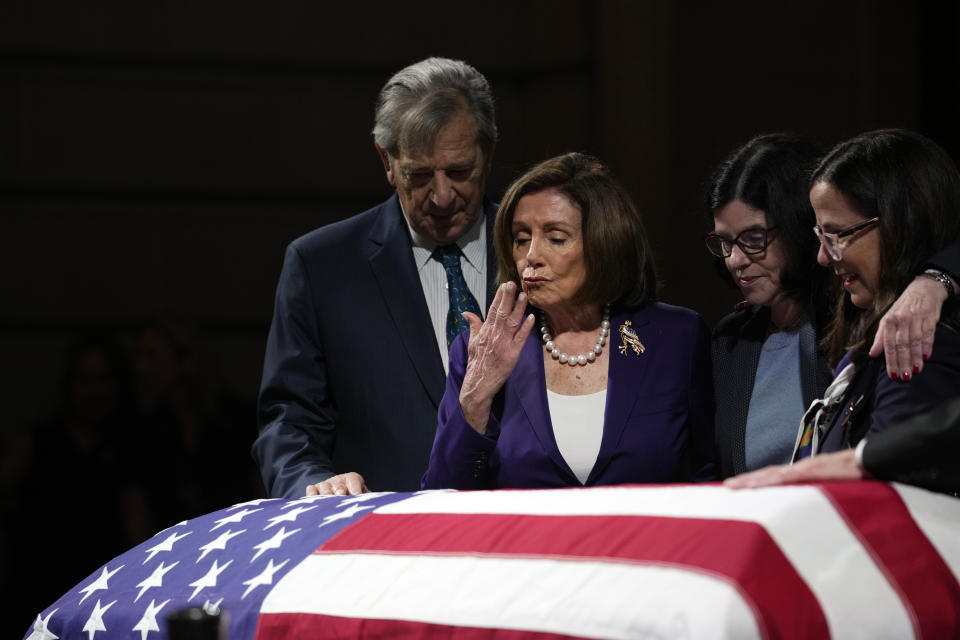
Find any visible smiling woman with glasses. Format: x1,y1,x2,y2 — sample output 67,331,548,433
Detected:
703,133,835,478
799,128,960,457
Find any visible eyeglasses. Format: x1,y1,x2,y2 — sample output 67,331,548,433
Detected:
813,217,879,261
703,227,778,258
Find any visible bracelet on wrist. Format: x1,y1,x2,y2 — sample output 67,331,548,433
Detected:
919,269,956,297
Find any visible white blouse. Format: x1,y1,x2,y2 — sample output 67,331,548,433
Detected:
546,388,607,484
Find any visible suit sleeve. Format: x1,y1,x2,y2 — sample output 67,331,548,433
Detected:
421,333,499,490
926,241,960,282
252,243,338,499
862,396,960,493
689,315,719,481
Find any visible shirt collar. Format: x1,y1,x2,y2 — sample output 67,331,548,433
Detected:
402,198,486,274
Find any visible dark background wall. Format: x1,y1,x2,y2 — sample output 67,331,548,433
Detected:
2,0,959,630
2,0,958,498
5,0,957,440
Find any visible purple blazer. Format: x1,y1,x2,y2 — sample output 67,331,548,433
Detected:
421,303,717,489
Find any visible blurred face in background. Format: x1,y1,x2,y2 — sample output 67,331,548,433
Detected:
69,348,119,425
135,327,196,406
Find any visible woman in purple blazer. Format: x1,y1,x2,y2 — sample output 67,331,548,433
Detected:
421,153,716,490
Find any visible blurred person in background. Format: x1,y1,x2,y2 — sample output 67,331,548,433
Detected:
134,318,261,528
1,333,147,636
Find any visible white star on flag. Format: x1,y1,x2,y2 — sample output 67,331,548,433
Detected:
131,599,170,640
135,561,178,602
188,559,232,601
282,494,338,507
318,503,374,527
151,521,188,537
81,599,116,639
251,526,300,562
338,491,392,505
78,565,123,604
227,498,277,510
210,508,262,531
197,529,246,563
241,558,290,599
264,505,317,530
142,530,192,565
26,609,58,640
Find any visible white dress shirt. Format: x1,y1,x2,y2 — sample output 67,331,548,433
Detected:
405,212,487,373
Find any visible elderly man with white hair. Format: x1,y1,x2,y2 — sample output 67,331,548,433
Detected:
254,58,499,498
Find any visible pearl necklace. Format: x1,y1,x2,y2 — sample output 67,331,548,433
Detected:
540,305,611,366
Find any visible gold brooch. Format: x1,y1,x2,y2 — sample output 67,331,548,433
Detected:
618,321,645,356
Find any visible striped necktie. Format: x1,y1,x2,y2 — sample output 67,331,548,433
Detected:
435,245,482,346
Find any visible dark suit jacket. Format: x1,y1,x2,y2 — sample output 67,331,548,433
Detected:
421,304,717,489
863,396,960,494
253,195,498,499
928,242,960,282
818,323,960,455
711,306,831,478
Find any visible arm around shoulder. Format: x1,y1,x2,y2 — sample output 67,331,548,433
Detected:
867,324,960,440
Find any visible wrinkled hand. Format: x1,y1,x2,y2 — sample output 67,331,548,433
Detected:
305,472,368,496
724,450,865,489
459,282,536,434
870,276,949,381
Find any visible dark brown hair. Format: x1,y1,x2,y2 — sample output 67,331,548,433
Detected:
493,152,658,310
705,133,835,331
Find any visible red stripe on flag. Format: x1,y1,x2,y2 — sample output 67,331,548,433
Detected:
819,482,960,640
319,513,828,639
256,612,598,639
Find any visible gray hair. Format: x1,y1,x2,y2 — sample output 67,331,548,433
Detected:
372,57,497,159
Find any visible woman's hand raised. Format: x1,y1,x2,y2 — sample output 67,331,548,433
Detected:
459,282,536,434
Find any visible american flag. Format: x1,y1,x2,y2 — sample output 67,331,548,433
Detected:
23,482,960,640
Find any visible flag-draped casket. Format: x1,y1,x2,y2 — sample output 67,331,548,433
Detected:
23,482,960,639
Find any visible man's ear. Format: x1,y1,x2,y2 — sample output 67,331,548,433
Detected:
375,143,396,187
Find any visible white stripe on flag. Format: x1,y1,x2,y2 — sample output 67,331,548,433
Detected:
379,486,915,640
261,553,762,640
893,483,960,582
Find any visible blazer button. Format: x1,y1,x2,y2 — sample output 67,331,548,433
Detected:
473,452,487,478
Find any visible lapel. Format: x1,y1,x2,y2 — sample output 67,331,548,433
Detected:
365,195,445,407
819,357,880,451
727,307,767,474
588,307,657,484
510,331,574,477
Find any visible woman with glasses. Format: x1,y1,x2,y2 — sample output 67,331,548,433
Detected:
704,134,835,477
799,128,960,456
